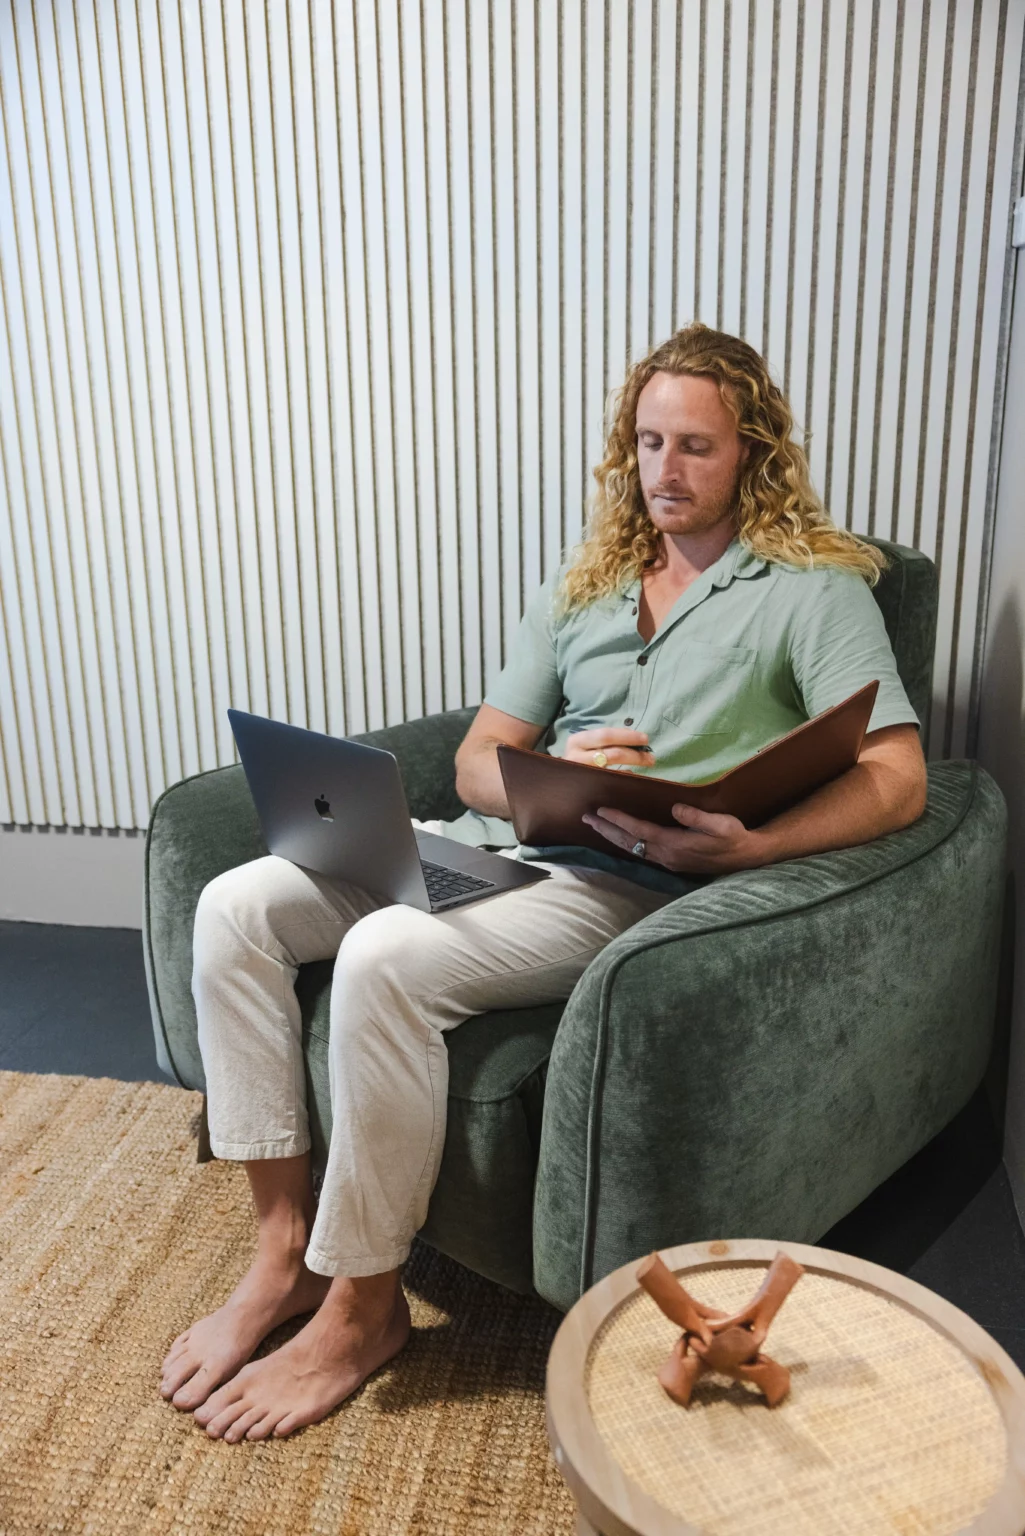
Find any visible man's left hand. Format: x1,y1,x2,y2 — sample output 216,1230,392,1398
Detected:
582,802,767,875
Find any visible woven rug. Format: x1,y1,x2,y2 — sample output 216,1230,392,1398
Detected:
0,1070,575,1535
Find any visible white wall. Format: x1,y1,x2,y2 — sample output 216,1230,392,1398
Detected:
1,0,1024,927
977,232,1025,1210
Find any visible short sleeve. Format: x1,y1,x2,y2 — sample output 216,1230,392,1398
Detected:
482,569,565,725
788,569,921,732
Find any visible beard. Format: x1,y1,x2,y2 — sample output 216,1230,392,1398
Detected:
643,474,741,536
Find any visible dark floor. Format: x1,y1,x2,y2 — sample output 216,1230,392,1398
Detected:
2,917,1023,1365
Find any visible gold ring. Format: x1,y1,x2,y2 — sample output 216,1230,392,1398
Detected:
591,750,609,768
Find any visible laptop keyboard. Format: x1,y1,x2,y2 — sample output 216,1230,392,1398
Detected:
420,859,497,906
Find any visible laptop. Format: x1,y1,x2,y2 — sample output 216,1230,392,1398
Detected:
226,709,549,913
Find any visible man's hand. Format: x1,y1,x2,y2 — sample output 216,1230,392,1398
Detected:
582,723,927,874
582,803,764,874
564,728,656,769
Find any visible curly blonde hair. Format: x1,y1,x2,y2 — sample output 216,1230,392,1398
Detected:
558,324,884,611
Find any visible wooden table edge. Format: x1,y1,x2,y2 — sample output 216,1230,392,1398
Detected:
545,1238,1025,1536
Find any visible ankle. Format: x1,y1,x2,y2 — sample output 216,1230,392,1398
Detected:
243,1154,317,1262
323,1271,404,1326
253,1216,314,1270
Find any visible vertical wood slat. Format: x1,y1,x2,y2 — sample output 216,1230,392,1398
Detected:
965,1,1025,754
785,0,823,436
560,0,585,569
872,0,923,545
743,0,772,353
581,0,606,528
444,0,482,709
153,0,228,768
0,0,1022,828
467,0,501,688
826,0,875,530
175,0,249,746
853,0,899,540
719,0,748,338
0,1,83,827
489,0,520,666
928,0,992,756
538,0,563,581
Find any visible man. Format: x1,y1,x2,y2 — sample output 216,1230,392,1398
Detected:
160,323,925,1441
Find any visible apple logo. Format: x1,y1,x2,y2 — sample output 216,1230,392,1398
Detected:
314,793,333,822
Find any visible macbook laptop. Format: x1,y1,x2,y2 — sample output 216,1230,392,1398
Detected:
226,709,549,913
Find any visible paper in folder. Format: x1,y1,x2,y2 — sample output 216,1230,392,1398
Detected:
497,680,879,858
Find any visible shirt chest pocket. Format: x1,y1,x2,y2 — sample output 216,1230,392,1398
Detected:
659,640,758,737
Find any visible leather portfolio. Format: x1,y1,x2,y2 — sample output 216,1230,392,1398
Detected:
496,679,879,856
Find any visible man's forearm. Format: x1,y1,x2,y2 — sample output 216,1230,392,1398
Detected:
750,754,927,867
453,740,514,820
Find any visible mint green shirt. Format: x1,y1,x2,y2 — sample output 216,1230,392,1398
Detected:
439,539,919,893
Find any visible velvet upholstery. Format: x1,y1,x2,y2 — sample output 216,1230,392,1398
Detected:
862,538,938,729
532,760,1005,1309
144,540,1004,1306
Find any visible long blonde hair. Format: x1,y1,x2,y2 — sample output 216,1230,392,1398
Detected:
559,324,884,611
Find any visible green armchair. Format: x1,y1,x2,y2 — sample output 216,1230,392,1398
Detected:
143,540,1007,1313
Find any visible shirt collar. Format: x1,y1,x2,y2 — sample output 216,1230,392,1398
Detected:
621,538,766,601
712,538,767,587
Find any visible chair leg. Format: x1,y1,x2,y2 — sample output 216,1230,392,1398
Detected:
196,1094,213,1164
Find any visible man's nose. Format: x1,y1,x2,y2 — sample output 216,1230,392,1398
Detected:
658,444,687,483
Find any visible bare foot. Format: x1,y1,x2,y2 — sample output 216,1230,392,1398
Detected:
160,1255,330,1411
194,1281,411,1441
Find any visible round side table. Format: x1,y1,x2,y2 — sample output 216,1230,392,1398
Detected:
546,1239,1025,1536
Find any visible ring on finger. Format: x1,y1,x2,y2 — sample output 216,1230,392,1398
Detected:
630,839,647,858
591,750,609,768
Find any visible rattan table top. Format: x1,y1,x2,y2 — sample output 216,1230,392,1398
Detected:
546,1241,1025,1536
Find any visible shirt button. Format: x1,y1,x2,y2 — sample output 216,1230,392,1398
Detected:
624,717,634,726
637,654,647,666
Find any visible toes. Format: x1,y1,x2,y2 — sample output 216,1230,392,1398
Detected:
222,1406,265,1444
161,1336,191,1372
194,1380,243,1427
204,1397,255,1440
161,1359,201,1402
160,1343,197,1395
272,1411,304,1438
245,1413,279,1441
171,1366,219,1411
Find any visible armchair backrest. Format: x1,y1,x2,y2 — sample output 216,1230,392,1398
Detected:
863,539,938,728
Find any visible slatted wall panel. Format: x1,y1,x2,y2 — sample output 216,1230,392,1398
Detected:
0,0,1022,830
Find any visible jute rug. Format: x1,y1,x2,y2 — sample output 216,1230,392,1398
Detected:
0,1070,575,1535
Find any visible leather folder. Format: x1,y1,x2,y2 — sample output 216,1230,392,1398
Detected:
497,680,879,857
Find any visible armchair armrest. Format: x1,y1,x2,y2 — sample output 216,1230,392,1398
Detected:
143,706,477,1086
532,762,1007,1312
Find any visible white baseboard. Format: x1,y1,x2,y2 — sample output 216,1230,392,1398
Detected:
0,824,146,928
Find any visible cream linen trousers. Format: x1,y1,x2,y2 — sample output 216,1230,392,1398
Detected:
192,821,670,1279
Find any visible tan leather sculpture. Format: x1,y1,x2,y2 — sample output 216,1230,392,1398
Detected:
636,1251,804,1408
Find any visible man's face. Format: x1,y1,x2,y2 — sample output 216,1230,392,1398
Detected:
634,371,748,537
